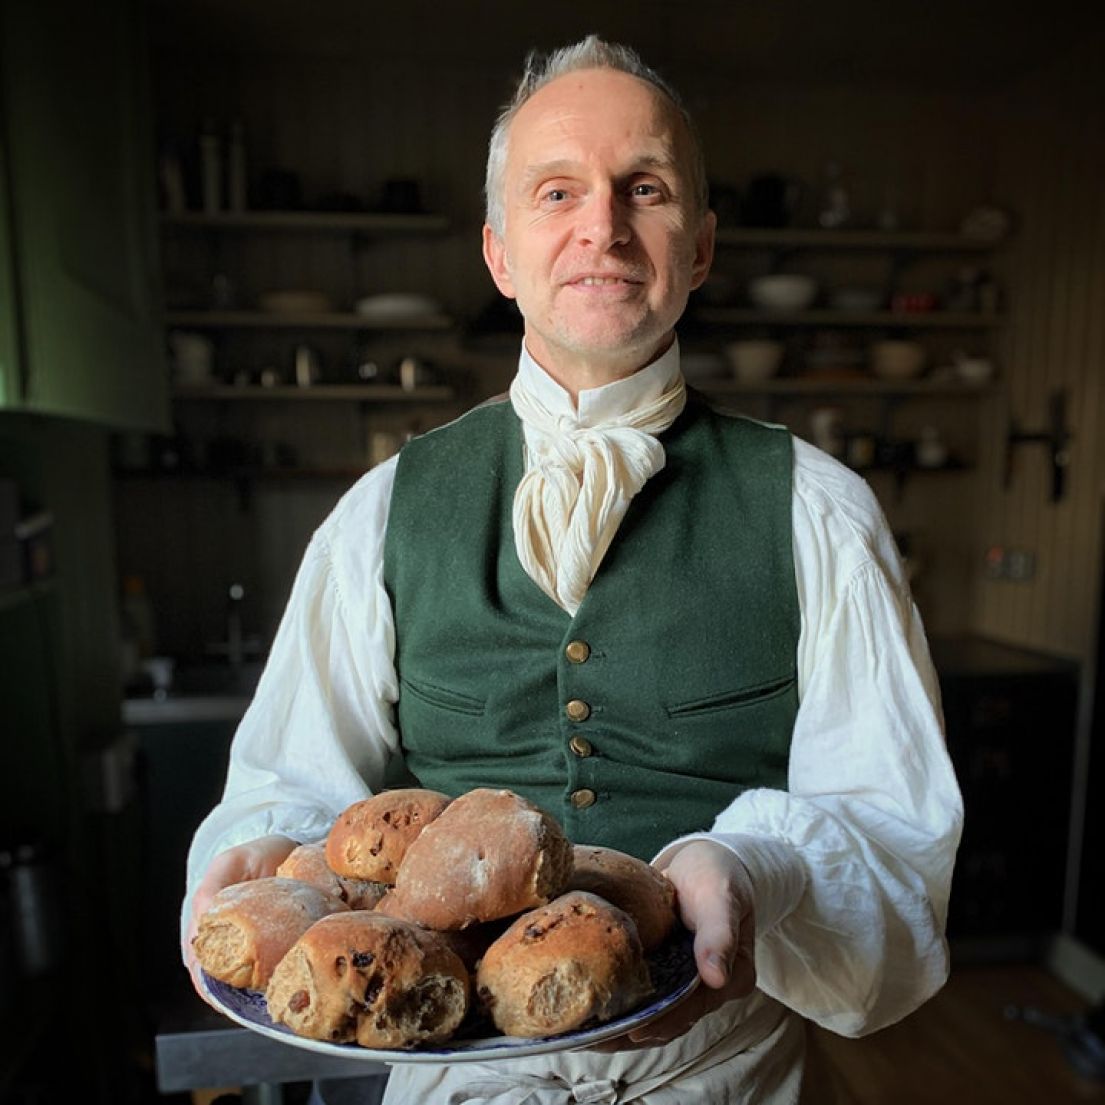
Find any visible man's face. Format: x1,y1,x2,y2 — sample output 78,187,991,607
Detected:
482,68,715,385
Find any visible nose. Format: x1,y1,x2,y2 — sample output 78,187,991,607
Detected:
575,188,631,250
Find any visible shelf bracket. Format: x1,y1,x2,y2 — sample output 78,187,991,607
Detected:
1004,389,1072,502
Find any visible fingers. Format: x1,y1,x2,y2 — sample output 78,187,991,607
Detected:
692,906,736,989
634,839,757,1048
183,911,218,1006
620,956,754,1049
182,835,298,1006
183,867,229,1005
663,840,755,985
585,841,761,1056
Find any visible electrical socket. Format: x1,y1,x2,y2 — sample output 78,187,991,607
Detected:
1005,549,1036,581
983,545,1037,581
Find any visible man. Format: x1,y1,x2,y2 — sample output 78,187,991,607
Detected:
184,36,962,1104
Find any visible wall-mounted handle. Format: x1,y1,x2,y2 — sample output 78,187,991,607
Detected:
1005,389,1072,502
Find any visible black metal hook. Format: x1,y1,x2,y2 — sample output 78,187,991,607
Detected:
1004,389,1072,502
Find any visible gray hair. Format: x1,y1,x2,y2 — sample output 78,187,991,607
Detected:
484,35,709,237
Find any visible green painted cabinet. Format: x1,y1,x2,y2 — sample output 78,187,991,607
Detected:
0,0,167,431
0,123,21,409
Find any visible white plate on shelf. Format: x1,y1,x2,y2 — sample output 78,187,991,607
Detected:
201,929,699,1064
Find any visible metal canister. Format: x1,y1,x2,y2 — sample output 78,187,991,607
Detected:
0,842,65,977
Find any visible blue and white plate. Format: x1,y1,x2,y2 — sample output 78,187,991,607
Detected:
202,930,699,1064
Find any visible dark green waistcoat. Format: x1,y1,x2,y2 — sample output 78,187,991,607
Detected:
382,392,800,860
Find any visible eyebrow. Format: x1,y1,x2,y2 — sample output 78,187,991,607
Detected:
519,154,679,192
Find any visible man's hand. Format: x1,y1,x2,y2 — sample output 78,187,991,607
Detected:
182,834,298,1004
621,840,757,1048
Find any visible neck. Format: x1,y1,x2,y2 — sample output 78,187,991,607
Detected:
524,333,675,404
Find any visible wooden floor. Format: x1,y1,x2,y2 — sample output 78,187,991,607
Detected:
806,965,1105,1104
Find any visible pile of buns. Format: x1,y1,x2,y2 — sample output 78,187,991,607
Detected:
192,787,678,1048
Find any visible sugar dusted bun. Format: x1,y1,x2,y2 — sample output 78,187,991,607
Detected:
265,912,470,1048
476,891,652,1038
325,789,451,884
384,788,574,930
566,844,677,952
276,841,388,910
193,877,348,990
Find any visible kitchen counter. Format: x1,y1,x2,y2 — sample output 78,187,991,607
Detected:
123,693,253,725
155,979,387,1094
929,634,1080,679
155,1024,387,1094
930,634,1080,957
123,660,264,725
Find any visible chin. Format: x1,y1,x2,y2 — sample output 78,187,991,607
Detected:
555,318,662,354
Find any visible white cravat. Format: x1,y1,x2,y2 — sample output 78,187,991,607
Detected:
509,344,686,615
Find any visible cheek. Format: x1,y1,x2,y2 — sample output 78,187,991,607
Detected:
641,219,695,273
505,232,557,284
671,233,702,284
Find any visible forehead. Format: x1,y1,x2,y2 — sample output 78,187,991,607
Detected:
506,68,685,175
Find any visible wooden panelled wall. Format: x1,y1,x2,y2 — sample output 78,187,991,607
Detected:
143,40,1006,652
973,35,1105,660
145,15,1105,657
970,33,1105,944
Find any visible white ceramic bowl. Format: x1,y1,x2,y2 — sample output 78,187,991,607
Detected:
870,340,926,380
955,357,994,384
748,274,818,311
355,293,443,321
725,340,785,382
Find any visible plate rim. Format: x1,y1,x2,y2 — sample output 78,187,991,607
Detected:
201,934,700,1064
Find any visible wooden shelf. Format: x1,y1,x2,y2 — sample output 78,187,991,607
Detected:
164,310,453,331
115,466,373,482
695,308,1003,329
171,384,455,402
697,378,996,398
861,461,973,476
160,210,450,235
713,227,1003,251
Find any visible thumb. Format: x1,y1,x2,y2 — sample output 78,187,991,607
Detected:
689,899,736,990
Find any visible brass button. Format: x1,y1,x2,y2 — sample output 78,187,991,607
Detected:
569,734,593,758
565,699,591,723
565,639,591,664
570,788,596,809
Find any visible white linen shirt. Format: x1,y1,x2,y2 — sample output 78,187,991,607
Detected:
185,345,963,1052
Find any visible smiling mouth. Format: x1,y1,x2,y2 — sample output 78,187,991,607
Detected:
569,275,643,287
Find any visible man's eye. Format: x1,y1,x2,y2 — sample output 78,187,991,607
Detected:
544,188,569,203
630,183,663,200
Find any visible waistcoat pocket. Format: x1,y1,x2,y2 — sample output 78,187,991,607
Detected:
400,676,487,717
665,673,796,718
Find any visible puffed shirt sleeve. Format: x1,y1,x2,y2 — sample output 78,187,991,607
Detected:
183,459,402,913
654,437,964,1037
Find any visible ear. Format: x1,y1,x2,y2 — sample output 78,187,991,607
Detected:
482,223,516,299
688,210,717,292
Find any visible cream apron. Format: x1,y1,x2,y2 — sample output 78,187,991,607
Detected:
382,993,805,1104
